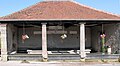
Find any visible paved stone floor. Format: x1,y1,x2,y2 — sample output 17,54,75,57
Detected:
0,61,120,66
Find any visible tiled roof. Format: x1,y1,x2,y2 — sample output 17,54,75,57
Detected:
0,1,120,20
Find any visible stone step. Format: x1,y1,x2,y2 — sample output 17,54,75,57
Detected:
8,54,120,61
8,54,80,61
86,54,120,59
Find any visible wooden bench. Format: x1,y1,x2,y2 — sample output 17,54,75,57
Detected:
27,49,91,54
27,50,42,54
77,49,91,54
27,50,52,54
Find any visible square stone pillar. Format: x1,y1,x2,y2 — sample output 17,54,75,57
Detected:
80,23,86,59
0,24,8,61
41,23,48,61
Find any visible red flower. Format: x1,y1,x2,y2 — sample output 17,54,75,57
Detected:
22,34,29,40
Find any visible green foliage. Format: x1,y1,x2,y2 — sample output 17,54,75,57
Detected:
101,38,105,53
101,59,108,63
21,60,30,63
118,57,120,62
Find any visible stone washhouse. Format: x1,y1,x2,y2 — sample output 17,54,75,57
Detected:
0,0,120,61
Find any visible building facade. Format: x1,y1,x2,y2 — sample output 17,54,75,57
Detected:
0,0,120,61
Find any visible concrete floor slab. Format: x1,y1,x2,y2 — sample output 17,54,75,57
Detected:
0,61,120,66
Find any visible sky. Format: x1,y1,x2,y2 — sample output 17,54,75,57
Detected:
0,0,120,17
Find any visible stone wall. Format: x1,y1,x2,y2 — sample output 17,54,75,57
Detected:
105,23,120,54
17,26,91,51
91,26,101,52
7,24,17,53
7,23,120,54
91,23,120,54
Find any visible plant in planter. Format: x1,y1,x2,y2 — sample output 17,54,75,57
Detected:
100,33,106,54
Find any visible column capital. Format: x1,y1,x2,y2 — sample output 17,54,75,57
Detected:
0,24,7,27
79,23,86,24
41,23,47,25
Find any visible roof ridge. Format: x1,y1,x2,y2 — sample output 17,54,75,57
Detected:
43,0,73,1
72,1,120,18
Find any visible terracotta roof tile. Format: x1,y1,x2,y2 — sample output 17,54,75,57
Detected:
0,1,120,20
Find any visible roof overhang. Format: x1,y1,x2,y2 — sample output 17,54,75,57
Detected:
0,19,120,21
0,19,120,24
